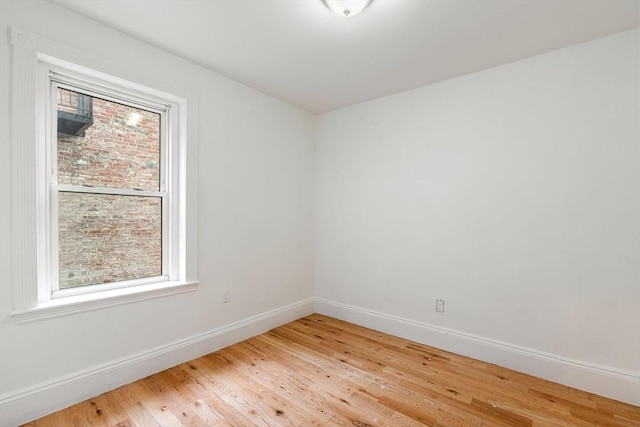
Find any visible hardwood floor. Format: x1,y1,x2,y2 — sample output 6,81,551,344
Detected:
27,314,639,426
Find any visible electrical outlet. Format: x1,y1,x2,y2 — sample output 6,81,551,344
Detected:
223,290,231,303
436,299,445,313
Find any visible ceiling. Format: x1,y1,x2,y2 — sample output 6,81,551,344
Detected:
53,0,639,114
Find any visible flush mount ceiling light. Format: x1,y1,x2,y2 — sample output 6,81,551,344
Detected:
323,0,372,18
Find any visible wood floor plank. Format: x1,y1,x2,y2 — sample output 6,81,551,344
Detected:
106,385,162,426
163,364,256,426
28,314,640,426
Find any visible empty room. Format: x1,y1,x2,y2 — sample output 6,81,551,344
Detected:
0,0,638,425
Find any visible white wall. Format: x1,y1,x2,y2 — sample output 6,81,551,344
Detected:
316,29,639,404
0,1,315,424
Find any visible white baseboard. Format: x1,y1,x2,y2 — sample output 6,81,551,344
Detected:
0,298,314,427
314,297,640,406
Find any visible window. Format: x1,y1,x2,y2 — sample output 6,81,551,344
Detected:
52,84,166,296
8,29,197,323
37,57,189,303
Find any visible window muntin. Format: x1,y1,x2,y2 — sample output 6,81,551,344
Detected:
47,77,172,297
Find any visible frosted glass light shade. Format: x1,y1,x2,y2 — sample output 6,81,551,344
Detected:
324,0,371,17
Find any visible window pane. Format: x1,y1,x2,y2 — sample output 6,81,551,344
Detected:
57,88,161,191
58,192,162,289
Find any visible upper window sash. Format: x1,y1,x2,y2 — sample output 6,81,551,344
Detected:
49,79,170,191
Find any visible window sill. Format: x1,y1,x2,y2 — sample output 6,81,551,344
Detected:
10,280,199,324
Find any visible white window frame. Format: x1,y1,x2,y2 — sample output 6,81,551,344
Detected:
9,28,198,323
44,63,174,299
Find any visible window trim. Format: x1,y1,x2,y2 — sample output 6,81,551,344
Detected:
9,28,198,324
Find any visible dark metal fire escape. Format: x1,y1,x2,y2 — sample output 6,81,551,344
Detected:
57,92,94,137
